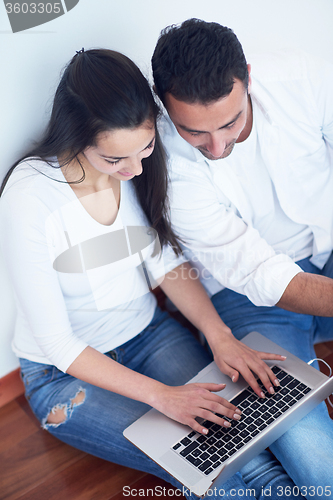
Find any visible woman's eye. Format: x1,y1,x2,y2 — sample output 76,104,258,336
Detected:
145,138,155,150
105,159,121,165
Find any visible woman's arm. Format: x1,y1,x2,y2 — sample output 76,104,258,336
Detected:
67,345,241,434
159,262,286,398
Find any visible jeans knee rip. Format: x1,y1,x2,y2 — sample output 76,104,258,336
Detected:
42,387,86,430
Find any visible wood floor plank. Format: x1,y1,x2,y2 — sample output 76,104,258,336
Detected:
21,454,146,500
0,428,85,500
0,400,39,454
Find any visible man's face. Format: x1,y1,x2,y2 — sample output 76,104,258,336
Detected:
164,71,252,161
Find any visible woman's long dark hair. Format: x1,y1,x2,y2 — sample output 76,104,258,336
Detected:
0,49,182,254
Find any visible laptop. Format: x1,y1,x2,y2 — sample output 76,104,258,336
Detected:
124,331,333,497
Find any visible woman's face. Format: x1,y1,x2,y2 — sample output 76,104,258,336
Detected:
82,120,155,181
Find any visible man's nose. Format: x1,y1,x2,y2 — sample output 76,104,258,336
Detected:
206,134,226,158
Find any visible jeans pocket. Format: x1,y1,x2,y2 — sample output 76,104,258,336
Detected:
20,361,57,400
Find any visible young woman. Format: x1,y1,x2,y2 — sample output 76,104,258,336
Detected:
0,49,302,499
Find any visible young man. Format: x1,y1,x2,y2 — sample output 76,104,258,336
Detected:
152,18,333,492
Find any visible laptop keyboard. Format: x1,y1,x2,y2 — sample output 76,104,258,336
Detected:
172,366,311,476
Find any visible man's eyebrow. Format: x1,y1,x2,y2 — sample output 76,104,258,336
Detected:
179,111,243,134
100,136,155,160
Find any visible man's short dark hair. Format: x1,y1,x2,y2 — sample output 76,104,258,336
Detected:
152,18,249,105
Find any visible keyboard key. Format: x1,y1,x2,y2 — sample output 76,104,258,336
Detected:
204,467,214,475
251,429,260,437
199,442,209,451
199,460,213,472
192,448,202,457
180,441,199,457
207,437,217,445
207,446,218,454
211,424,221,432
180,437,191,446
287,379,300,390
210,453,220,462
173,443,181,450
202,420,214,428
188,431,196,439
276,369,288,380
259,423,268,431
271,366,282,375
212,461,222,468
244,416,254,424
197,435,207,444
280,375,293,386
231,390,252,406
232,436,242,444
215,431,223,439
251,402,260,410
236,442,245,449
225,442,234,450
186,455,202,467
217,448,228,457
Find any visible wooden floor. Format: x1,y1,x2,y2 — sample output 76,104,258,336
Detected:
1,341,333,500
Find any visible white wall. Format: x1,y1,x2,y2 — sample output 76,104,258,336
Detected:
1,0,333,377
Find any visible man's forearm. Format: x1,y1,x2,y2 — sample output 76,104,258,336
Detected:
276,272,333,316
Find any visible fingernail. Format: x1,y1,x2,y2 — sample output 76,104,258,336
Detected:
260,392,265,398
223,421,231,428
280,356,287,360
274,379,280,386
232,375,236,382
233,413,241,420
202,428,208,435
235,409,242,415
269,387,275,395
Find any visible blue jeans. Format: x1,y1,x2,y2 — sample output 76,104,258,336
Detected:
210,252,333,495
20,308,303,500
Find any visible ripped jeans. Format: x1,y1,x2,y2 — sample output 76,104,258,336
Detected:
19,308,304,499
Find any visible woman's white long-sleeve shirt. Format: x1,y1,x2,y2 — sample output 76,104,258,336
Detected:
0,160,185,372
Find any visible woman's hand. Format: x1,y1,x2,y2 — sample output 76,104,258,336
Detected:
209,331,286,398
152,382,242,434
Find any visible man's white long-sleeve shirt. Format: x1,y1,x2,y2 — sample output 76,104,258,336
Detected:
161,50,333,307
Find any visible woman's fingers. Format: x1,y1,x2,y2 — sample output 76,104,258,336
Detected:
212,337,287,398
155,383,242,434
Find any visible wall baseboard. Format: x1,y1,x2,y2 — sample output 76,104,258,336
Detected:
0,368,24,409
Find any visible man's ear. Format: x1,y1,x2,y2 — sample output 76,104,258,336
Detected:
247,64,252,93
